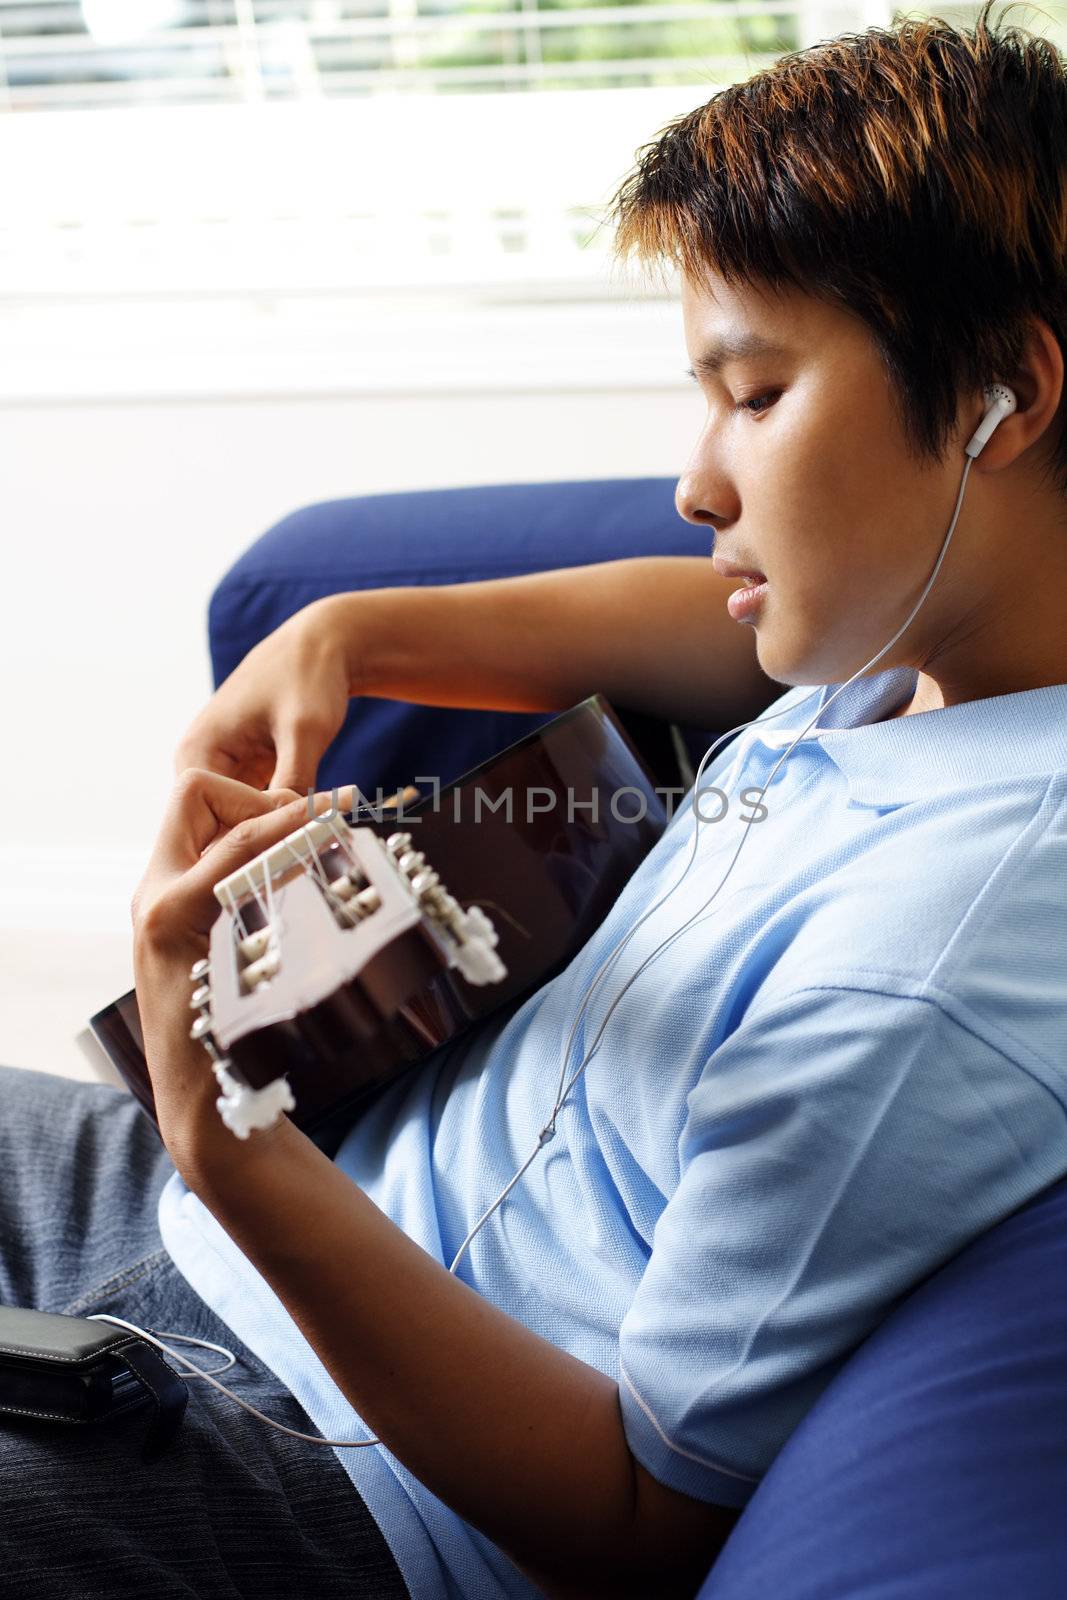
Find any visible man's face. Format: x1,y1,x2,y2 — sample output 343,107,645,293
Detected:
677,270,974,688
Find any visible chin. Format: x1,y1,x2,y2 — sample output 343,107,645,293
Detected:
755,624,853,689
752,638,819,690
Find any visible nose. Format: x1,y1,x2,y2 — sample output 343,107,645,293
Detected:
675,473,729,536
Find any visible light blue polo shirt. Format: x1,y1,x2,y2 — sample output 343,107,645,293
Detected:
158,665,1067,1600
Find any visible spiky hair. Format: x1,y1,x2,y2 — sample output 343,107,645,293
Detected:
607,2,1067,490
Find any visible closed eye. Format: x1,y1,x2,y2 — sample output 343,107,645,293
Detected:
683,370,780,417
735,391,780,416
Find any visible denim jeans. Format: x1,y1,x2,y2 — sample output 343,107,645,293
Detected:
0,1064,409,1599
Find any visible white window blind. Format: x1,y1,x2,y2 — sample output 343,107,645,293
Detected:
0,0,911,300
0,0,839,110
3,1,1025,403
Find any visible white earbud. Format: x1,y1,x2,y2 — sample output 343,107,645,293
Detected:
965,383,1017,458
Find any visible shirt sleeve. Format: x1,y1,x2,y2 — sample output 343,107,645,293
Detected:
617,980,1067,1508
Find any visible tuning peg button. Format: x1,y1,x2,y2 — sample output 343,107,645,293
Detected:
330,873,368,902
189,957,210,982
238,927,272,963
189,1012,224,1062
190,1013,216,1046
242,948,280,990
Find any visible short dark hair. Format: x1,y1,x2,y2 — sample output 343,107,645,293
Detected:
606,2,1067,494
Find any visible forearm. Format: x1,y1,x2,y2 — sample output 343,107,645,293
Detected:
179,1111,651,1598
337,557,776,729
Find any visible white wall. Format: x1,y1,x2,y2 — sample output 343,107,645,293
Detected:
0,85,706,1077
0,309,702,1076
2,330,700,904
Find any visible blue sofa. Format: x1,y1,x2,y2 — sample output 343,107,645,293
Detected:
208,478,1067,1598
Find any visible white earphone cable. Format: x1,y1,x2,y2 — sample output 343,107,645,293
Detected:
90,403,995,1452
448,451,975,1280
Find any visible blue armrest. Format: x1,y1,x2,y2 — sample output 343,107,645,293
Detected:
208,478,714,799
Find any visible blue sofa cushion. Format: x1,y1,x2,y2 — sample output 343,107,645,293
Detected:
700,1171,1067,1599
208,479,715,799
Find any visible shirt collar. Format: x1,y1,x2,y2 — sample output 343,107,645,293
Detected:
747,666,1067,808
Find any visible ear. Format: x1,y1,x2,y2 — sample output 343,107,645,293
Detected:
969,316,1064,476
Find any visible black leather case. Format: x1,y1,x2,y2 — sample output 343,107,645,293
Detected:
0,1305,188,1464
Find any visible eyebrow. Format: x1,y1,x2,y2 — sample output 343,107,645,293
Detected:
684,331,790,380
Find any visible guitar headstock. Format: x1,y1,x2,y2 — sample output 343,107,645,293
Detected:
189,811,506,1139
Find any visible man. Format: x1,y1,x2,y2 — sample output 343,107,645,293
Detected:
2,5,1065,1597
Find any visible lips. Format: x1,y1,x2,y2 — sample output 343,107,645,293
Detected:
712,555,767,584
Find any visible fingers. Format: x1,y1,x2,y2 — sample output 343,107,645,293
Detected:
269,711,334,795
174,737,224,779
175,791,317,929
173,707,241,779
137,767,392,950
155,769,302,875
140,775,323,940
174,729,276,791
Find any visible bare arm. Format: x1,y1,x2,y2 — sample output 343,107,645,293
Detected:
132,750,745,1599
347,556,774,729
152,1065,738,1600
176,556,778,793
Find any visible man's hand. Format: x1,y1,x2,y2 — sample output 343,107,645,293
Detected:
175,597,354,795
130,778,739,1597
130,769,340,1165
175,562,779,809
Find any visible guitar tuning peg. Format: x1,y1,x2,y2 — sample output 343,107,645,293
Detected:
189,1014,220,1059
449,905,507,986
385,832,413,855
189,984,211,1011
241,948,281,991
189,957,210,982
329,871,368,903
354,885,381,915
238,927,272,963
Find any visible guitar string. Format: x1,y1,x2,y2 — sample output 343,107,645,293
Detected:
279,827,362,931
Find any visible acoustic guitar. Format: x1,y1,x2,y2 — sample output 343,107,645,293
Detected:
87,696,672,1143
